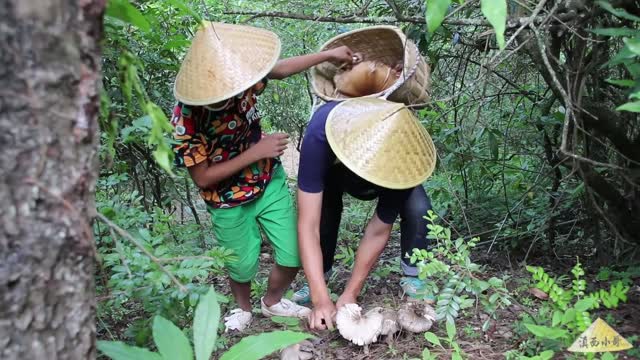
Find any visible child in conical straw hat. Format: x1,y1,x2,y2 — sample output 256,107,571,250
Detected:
171,21,354,332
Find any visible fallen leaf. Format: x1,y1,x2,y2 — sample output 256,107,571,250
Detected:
528,288,549,300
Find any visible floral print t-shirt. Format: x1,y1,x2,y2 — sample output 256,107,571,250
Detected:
171,79,278,209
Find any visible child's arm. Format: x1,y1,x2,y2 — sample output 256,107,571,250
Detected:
188,133,289,189
268,46,354,80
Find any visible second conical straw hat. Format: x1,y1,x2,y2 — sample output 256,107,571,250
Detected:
326,98,437,189
174,22,281,105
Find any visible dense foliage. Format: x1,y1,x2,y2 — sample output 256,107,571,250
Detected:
96,0,639,358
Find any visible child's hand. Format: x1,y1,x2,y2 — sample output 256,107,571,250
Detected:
249,132,289,160
328,45,355,64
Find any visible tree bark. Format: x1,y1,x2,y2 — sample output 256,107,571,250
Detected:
0,0,105,359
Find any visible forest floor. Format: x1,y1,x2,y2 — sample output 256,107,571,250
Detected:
208,236,640,360
97,146,640,359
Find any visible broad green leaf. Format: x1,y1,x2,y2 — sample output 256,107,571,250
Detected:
601,352,615,360
605,78,635,87
487,277,503,288
424,332,442,347
592,28,638,37
194,288,221,360
426,0,452,34
220,331,312,360
624,37,640,55
574,298,597,312
524,323,567,340
552,311,562,327
153,316,193,360
596,1,640,22
605,46,637,68
446,320,456,341
451,353,463,360
106,0,151,32
480,0,508,49
616,101,640,112
97,341,162,360
422,348,436,360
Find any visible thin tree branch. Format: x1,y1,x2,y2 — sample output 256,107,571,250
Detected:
95,212,189,293
223,10,549,28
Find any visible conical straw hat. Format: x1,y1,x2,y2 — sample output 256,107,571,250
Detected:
326,98,436,189
174,22,281,105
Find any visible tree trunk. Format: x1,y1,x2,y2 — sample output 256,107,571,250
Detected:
0,0,105,359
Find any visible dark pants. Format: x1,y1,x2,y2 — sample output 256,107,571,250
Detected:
319,164,432,273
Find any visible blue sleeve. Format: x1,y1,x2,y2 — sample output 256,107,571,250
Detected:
297,102,341,193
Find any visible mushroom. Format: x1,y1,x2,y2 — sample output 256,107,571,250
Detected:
397,300,437,333
379,309,399,337
280,340,314,360
336,303,384,354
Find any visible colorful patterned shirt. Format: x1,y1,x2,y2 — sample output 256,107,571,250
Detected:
171,80,277,209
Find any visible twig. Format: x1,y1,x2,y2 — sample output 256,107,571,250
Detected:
95,212,188,293
223,10,550,28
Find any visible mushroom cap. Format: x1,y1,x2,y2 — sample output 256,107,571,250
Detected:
380,309,399,336
336,303,384,346
397,301,436,333
280,340,314,360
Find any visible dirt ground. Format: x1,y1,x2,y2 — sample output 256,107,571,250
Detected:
209,237,640,360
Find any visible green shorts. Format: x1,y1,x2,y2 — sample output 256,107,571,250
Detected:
208,166,299,283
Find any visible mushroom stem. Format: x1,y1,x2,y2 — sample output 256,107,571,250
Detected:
363,344,370,355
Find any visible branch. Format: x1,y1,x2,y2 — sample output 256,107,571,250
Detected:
223,10,548,28
96,212,188,293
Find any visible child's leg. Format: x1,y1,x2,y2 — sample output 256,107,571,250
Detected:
256,167,303,304
208,204,261,311
263,264,298,306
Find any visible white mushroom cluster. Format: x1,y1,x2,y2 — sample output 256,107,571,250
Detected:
397,299,437,333
335,301,437,352
336,304,384,346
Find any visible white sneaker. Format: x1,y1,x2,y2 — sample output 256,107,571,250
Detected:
224,308,253,332
261,297,311,318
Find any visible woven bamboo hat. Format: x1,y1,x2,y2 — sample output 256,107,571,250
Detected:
326,98,437,189
174,22,281,105
312,26,431,107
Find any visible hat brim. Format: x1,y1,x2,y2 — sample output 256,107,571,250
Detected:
174,22,281,105
326,98,436,189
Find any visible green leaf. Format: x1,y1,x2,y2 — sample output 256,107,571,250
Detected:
446,321,456,341
165,0,203,22
194,288,220,360
97,341,162,360
426,0,452,34
153,316,193,360
616,101,640,112
451,353,463,360
575,298,597,312
106,0,151,32
424,332,442,347
422,348,436,360
601,352,615,360
220,331,312,360
480,0,508,49
271,316,300,326
596,1,640,22
488,132,499,160
552,311,562,327
592,28,639,37
605,78,636,87
624,37,640,55
524,323,567,340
